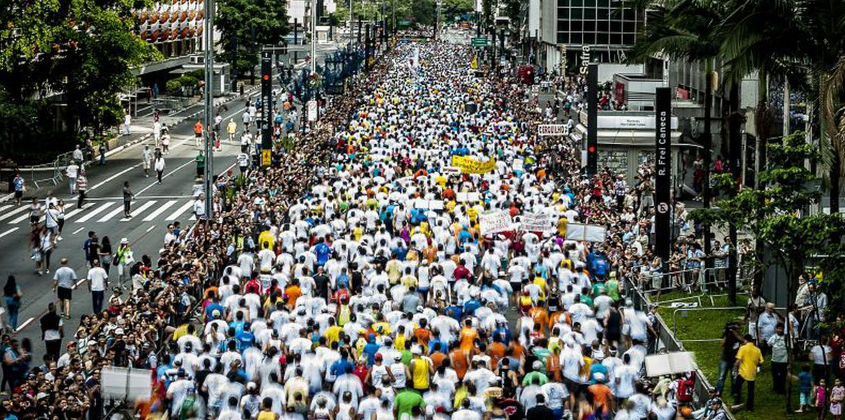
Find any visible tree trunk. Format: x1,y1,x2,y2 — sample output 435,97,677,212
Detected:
785,260,801,413
754,72,772,292
728,83,742,304
703,62,713,282
832,153,842,214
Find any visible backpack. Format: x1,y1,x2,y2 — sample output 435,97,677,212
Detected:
677,375,695,402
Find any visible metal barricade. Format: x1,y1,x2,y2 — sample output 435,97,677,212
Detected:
625,277,735,419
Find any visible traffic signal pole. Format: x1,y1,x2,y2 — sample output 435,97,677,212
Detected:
203,0,214,218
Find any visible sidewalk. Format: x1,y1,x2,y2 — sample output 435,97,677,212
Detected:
1,87,261,202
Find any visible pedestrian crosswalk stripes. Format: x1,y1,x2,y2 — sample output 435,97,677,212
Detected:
165,201,194,221
142,200,177,222
74,202,115,223
97,204,126,223
0,199,198,225
61,203,96,221
0,205,31,222
120,200,157,221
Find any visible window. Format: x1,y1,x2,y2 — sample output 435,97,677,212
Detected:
596,33,609,45
572,33,583,43
584,21,595,32
570,7,583,19
610,21,621,32
584,7,596,19
571,21,583,31
584,33,596,44
610,33,622,44
623,34,635,44
597,20,608,32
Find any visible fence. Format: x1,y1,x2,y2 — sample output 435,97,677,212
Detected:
624,277,733,419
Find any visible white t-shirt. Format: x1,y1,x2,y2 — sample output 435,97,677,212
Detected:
87,267,109,291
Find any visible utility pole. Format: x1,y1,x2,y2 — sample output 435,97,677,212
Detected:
311,0,317,74
293,18,299,63
348,0,353,44
365,24,371,70
435,0,442,40
203,0,214,218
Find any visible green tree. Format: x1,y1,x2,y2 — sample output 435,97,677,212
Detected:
628,0,737,299
690,132,845,412
216,0,289,81
0,0,160,162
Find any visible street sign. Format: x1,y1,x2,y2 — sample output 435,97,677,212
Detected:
261,149,271,167
307,100,317,122
538,124,570,136
471,37,488,47
260,51,273,154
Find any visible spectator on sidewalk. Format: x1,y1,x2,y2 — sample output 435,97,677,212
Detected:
123,109,131,135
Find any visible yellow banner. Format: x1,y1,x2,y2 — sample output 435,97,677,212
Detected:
451,155,496,174
471,56,478,69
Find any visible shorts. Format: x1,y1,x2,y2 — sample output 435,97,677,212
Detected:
832,402,842,416
417,287,429,295
801,391,811,406
29,215,38,224
14,191,22,198
57,286,72,301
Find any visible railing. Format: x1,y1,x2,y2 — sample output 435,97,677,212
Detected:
625,277,734,420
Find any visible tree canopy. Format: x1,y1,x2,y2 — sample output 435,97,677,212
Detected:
0,0,160,163
216,0,289,80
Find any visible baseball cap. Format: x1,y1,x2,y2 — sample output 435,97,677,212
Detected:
374,353,383,361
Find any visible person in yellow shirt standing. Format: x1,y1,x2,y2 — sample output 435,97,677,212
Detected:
733,334,764,411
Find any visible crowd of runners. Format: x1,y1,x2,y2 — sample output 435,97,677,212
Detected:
0,39,740,420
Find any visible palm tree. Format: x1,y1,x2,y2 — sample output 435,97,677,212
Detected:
628,0,733,298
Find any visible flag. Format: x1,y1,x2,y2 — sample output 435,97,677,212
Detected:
471,55,478,69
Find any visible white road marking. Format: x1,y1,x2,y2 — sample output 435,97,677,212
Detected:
120,200,157,221
15,317,34,332
72,226,86,235
146,225,156,233
87,164,141,192
0,205,12,214
165,201,194,221
135,159,196,196
61,203,95,221
75,202,115,223
0,227,18,238
97,203,126,223
7,212,34,224
0,205,31,222
143,200,177,221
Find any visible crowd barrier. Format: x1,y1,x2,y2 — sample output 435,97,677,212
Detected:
624,277,734,419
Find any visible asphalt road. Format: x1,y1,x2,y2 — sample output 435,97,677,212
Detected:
0,100,250,357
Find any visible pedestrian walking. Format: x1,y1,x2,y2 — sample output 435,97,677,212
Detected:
732,334,764,411
12,172,23,206
3,276,21,331
39,226,53,275
65,161,79,194
39,302,63,361
99,142,106,165
27,198,40,225
55,199,65,240
44,203,60,246
115,237,134,287
99,236,113,275
153,119,162,147
194,120,203,148
195,150,205,179
154,152,166,184
123,109,131,135
76,171,88,209
72,145,84,163
52,257,76,318
227,119,237,143
142,145,153,177
87,259,108,314
122,181,134,218
161,125,170,155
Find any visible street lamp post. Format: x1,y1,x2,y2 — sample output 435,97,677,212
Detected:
311,0,317,75
203,0,214,218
